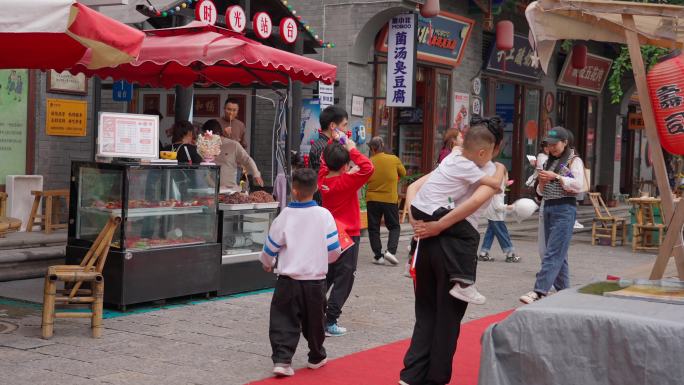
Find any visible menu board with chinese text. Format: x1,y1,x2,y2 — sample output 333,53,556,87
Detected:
97,112,159,159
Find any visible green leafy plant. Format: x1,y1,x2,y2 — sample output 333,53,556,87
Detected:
608,45,669,104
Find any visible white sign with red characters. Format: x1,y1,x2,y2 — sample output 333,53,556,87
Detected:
226,5,246,33
253,12,273,39
195,0,217,25
279,17,298,44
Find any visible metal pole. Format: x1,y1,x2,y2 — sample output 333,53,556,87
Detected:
91,77,101,160
286,78,293,203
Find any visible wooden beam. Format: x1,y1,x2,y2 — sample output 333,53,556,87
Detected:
542,0,684,18
650,201,684,280
623,14,684,280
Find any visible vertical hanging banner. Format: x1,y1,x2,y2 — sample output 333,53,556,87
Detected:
318,82,334,110
386,12,417,108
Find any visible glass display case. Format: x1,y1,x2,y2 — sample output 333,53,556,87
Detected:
218,205,278,295
67,162,222,309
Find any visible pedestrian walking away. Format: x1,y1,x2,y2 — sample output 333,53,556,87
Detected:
366,136,406,266
520,126,586,305
260,168,342,377
318,124,374,337
399,115,506,385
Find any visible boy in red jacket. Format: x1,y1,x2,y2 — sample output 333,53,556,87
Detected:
318,134,374,337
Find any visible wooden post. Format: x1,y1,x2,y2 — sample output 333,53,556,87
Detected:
41,275,56,339
623,14,684,279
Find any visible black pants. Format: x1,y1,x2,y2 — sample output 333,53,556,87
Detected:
325,236,360,324
269,276,327,365
411,206,479,284
367,201,401,257
400,235,469,385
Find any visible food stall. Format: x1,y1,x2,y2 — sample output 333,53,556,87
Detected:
67,162,220,309
63,20,336,305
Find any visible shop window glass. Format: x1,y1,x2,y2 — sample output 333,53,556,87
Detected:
494,82,516,171
374,62,390,141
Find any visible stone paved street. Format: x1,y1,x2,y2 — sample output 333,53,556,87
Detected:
0,225,658,385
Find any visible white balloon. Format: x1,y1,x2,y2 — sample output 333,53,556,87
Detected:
510,198,538,223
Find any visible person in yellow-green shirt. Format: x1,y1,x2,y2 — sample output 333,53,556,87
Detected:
366,136,406,266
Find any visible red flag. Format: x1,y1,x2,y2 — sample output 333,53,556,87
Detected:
335,219,355,253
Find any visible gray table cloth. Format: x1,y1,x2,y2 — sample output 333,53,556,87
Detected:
479,288,684,385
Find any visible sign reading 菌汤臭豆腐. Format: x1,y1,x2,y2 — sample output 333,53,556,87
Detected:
46,98,87,137
386,13,417,108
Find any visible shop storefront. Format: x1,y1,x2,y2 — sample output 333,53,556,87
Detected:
372,11,475,176
481,33,544,200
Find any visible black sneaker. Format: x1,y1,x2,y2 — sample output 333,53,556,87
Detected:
505,253,520,263
478,252,493,262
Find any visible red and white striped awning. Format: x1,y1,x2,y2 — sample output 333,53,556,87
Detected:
0,0,144,70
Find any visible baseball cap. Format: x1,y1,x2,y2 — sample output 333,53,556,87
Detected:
544,127,569,144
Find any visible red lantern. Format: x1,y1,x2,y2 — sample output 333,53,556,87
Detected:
647,54,684,155
420,0,440,18
496,21,514,73
571,44,588,86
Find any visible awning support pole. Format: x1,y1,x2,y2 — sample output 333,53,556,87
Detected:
623,14,684,280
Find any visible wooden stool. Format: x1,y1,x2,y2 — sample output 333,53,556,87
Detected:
0,216,22,237
0,192,7,216
27,189,69,234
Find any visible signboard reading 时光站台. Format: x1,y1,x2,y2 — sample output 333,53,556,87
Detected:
46,98,87,137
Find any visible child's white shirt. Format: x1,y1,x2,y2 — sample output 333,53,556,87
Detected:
259,201,341,280
484,179,508,221
413,151,496,229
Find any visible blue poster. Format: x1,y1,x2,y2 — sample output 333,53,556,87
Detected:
300,98,321,154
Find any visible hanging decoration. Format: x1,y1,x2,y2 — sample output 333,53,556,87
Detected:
646,54,684,155
144,0,336,48
225,5,246,33
280,17,298,44
194,0,217,25
253,12,273,39
495,20,514,73
420,0,440,18
571,44,588,86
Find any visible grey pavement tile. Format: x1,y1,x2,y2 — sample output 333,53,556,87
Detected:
0,366,104,385
33,343,119,363
0,346,50,363
90,355,183,376
18,356,122,379
0,334,55,350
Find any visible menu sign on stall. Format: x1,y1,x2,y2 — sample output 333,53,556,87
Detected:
98,112,159,159
46,98,87,136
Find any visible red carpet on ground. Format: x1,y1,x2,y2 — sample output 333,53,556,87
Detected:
246,310,513,385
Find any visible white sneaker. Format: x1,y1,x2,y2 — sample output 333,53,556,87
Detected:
373,257,386,265
307,358,328,369
403,262,412,278
449,283,486,304
519,291,543,304
573,220,584,229
384,251,399,265
273,364,295,377
399,381,410,385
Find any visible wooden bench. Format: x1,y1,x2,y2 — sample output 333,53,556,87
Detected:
27,189,69,234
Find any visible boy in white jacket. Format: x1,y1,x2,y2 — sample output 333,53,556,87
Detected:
478,170,520,263
260,168,342,377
